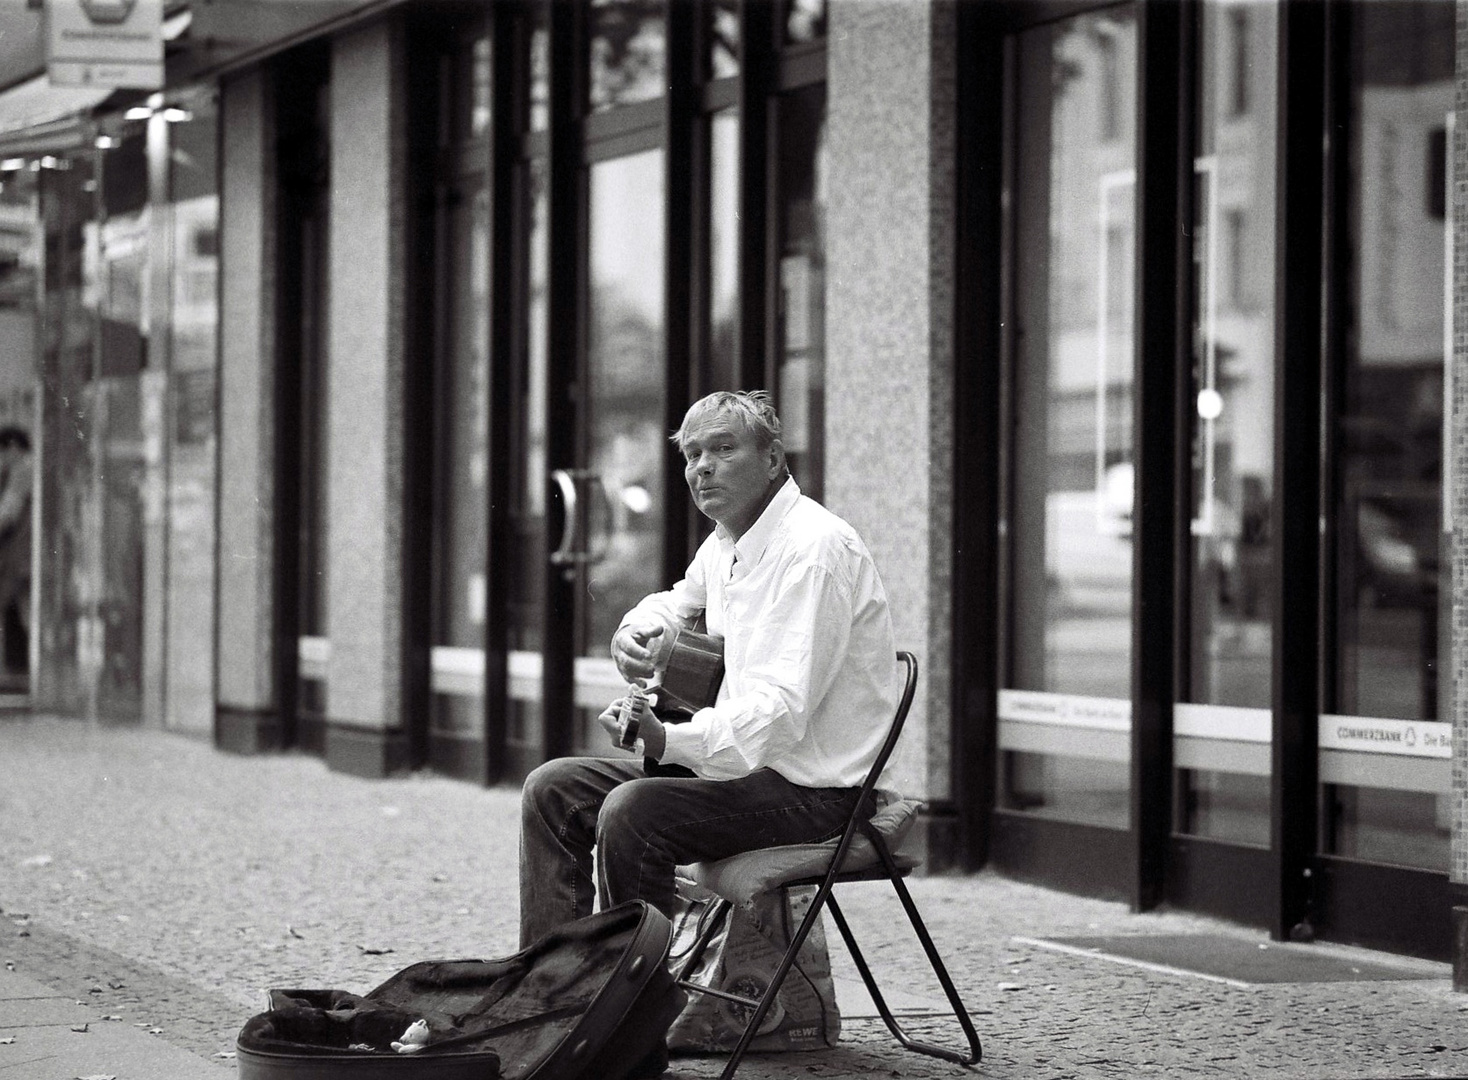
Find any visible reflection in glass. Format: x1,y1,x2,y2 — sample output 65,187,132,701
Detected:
429,31,493,744
785,0,826,44
1324,0,1452,871
471,35,491,138
1176,0,1278,846
0,165,39,310
36,158,94,713
1002,7,1137,829
708,110,740,389
163,97,221,732
530,13,548,132
708,0,739,80
88,174,150,721
0,166,38,694
295,159,330,728
777,85,826,499
585,151,666,669
590,0,665,112
430,182,489,738
507,157,549,752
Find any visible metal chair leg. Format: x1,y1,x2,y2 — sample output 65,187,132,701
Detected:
826,886,981,1065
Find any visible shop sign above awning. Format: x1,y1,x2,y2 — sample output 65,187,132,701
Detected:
48,0,165,90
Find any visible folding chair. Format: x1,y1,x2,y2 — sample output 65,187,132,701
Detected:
673,651,982,1078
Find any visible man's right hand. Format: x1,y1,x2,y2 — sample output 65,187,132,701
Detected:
612,623,668,683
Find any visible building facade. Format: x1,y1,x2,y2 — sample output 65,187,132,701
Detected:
1,0,1467,969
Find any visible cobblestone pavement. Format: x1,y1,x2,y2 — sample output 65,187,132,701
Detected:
1,714,1467,1079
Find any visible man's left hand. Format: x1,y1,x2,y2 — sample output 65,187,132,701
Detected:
596,701,667,760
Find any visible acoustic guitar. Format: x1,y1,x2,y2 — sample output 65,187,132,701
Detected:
615,625,725,777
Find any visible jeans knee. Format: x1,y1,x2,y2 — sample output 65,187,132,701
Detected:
597,779,656,844
521,757,579,822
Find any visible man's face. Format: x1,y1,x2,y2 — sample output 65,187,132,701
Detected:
681,417,778,536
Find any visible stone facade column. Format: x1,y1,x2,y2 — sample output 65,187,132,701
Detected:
215,67,281,751
321,18,410,776
1451,0,1468,992
825,0,956,814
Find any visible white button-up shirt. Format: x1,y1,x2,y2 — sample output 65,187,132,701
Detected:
617,478,898,788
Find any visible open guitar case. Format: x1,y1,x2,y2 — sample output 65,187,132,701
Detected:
236,901,685,1080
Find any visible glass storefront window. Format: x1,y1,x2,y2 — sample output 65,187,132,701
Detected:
708,109,740,390
506,155,549,753
162,93,220,733
589,0,665,112
583,149,665,750
776,84,825,499
529,11,549,132
1175,0,1278,846
37,154,94,715
785,0,826,45
0,163,38,695
429,31,492,745
471,36,491,138
430,179,490,739
1000,6,1137,829
708,0,739,80
1323,0,1452,872
585,150,666,650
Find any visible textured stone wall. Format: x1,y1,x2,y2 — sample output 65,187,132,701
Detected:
1452,0,1468,889
324,19,406,731
215,68,277,716
826,0,955,800
1450,0,1468,986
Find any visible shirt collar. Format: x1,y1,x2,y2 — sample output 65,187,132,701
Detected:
717,476,800,567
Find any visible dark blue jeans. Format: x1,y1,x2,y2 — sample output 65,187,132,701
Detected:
518,757,867,948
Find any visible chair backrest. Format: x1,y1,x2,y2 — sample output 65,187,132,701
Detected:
854,651,917,804
811,652,918,879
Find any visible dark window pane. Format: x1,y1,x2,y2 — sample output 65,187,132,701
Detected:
776,84,826,500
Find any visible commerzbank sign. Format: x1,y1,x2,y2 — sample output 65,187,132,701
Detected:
47,0,163,90
1319,715,1452,760
999,690,1453,759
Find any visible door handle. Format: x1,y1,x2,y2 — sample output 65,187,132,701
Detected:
550,468,578,566
549,469,613,568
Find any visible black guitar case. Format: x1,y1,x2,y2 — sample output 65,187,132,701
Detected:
236,901,685,1080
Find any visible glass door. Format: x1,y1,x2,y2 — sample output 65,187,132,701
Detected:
569,147,668,749
499,2,671,775
427,26,493,778
1315,0,1452,956
995,3,1138,892
1169,0,1278,922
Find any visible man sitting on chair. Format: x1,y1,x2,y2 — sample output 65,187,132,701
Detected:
519,390,898,949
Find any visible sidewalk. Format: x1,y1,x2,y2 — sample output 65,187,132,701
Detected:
0,713,1464,1080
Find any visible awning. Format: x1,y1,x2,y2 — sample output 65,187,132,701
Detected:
177,0,406,81
0,75,116,157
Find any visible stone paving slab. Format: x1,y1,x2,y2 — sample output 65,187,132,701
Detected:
0,965,220,1080
5,716,1468,1079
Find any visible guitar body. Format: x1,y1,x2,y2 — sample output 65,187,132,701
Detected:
658,627,725,716
642,626,724,778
